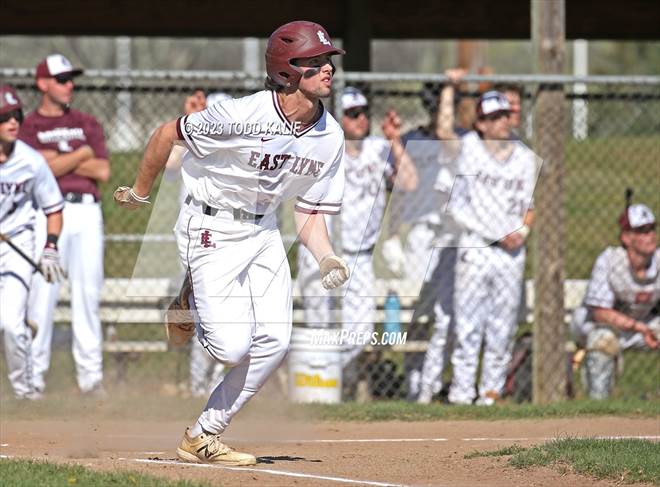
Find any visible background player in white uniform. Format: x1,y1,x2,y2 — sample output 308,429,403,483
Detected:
447,91,538,406
571,203,659,399
0,85,64,399
297,87,417,394
389,68,466,401
20,54,110,395
114,21,350,466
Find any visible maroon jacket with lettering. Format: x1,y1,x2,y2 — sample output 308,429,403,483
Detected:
19,108,109,200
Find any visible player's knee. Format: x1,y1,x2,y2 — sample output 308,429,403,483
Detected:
587,328,620,356
206,339,251,367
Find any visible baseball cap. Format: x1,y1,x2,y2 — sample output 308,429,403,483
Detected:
35,54,83,79
0,85,22,114
619,204,656,231
206,92,232,106
341,87,368,111
477,90,511,118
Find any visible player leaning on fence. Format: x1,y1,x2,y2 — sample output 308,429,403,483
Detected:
0,85,64,400
114,21,350,465
571,201,659,399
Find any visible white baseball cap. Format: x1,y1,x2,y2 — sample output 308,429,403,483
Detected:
35,54,83,79
341,87,368,111
477,91,511,118
206,92,232,106
619,204,656,231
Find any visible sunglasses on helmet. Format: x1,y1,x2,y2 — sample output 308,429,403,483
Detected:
0,109,24,124
344,107,369,119
481,110,510,122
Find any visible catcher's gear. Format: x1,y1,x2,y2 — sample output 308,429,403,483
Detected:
113,186,151,210
266,21,345,88
38,246,65,283
165,275,195,347
319,254,350,290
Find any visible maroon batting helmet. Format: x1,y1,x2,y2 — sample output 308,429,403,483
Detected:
0,85,22,115
266,21,345,88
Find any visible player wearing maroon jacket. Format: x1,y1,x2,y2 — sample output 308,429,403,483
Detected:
20,54,110,396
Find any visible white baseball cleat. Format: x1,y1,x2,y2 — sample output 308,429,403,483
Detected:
177,428,257,466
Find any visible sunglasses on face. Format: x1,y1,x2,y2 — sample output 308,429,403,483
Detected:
0,109,24,124
631,223,657,234
344,107,369,119
481,111,510,122
54,73,75,85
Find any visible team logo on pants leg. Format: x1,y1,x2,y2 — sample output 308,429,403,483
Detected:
200,230,216,248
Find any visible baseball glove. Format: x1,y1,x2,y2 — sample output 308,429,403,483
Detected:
165,275,196,347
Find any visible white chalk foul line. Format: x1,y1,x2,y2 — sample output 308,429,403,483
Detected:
269,438,449,444
0,444,8,447
128,458,408,487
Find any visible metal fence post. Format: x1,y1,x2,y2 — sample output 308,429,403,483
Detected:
532,0,568,403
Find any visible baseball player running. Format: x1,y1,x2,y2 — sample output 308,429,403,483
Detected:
20,54,110,396
447,91,539,406
114,21,349,465
571,201,659,399
297,86,417,394
0,85,65,399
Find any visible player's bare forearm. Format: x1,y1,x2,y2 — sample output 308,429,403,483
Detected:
294,210,334,263
44,145,94,177
133,119,179,197
524,209,535,227
390,138,418,191
45,210,63,237
73,158,111,183
591,306,651,335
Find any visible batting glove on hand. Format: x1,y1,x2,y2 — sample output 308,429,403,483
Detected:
319,254,350,290
113,186,151,210
39,247,66,283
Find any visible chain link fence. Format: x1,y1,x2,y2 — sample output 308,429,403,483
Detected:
1,69,658,403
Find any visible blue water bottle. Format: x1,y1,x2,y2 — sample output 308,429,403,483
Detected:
383,290,401,336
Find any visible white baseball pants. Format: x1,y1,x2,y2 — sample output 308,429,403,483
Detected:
29,201,104,393
0,230,37,397
448,245,525,404
176,200,291,435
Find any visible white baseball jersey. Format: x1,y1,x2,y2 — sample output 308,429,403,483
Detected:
584,246,660,321
177,90,344,216
329,135,392,252
0,140,64,236
449,131,539,246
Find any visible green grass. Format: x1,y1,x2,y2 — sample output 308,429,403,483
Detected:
464,444,526,459
0,459,211,487
301,398,660,422
467,438,660,484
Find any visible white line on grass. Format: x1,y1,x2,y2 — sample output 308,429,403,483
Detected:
127,458,410,487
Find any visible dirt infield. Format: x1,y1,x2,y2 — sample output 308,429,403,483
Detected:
1,415,657,486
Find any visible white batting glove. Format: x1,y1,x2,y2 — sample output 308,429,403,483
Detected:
319,254,350,290
113,186,151,210
381,236,406,276
39,247,66,283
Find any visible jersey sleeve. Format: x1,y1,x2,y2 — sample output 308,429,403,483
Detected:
85,115,109,160
295,141,345,215
176,100,239,159
34,156,64,215
584,249,616,309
